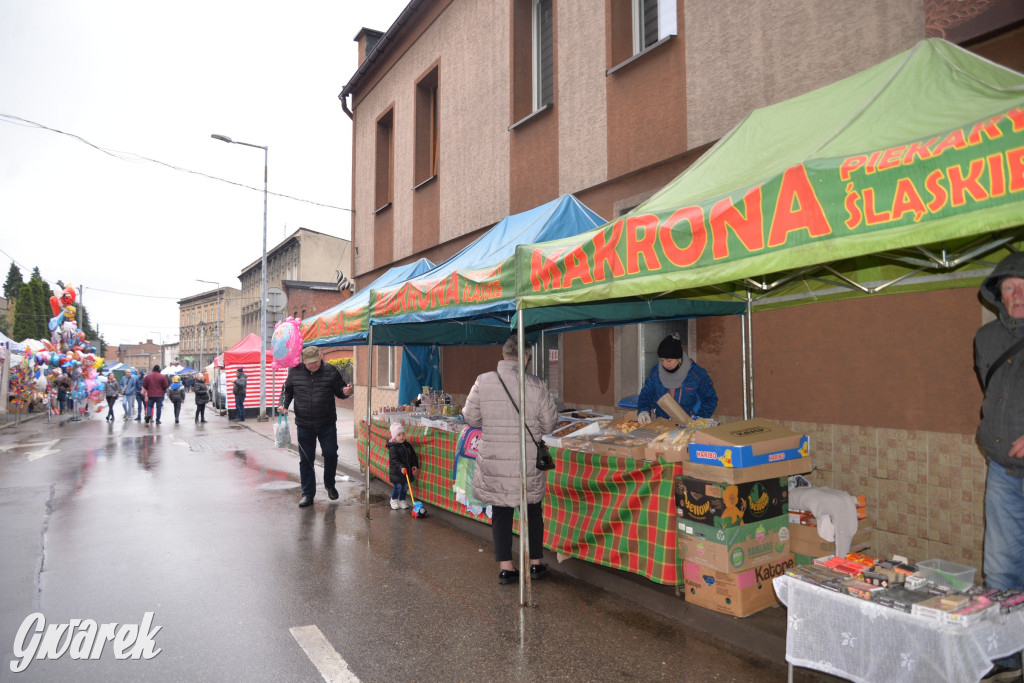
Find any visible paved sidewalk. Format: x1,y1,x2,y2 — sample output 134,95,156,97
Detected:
235,402,362,475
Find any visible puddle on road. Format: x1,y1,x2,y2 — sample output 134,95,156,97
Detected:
256,480,302,491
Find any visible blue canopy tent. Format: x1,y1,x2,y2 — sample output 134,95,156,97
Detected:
302,258,436,347
367,194,606,345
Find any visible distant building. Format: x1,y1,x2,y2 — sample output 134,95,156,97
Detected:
120,340,161,371
178,286,242,369
237,228,352,341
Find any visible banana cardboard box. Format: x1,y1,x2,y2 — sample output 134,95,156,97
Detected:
674,475,788,528
678,514,790,574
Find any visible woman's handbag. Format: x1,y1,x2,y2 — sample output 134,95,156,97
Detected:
274,413,292,448
493,373,556,471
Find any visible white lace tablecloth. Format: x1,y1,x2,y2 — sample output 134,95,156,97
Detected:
774,575,1024,683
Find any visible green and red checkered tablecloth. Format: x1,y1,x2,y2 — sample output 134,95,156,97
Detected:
359,420,682,585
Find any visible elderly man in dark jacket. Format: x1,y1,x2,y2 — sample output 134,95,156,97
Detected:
279,346,352,508
975,251,1024,681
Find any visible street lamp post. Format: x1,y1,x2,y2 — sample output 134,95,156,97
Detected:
211,134,269,421
196,279,221,370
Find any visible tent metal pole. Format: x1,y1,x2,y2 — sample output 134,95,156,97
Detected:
365,326,375,519
517,313,531,606
745,293,755,418
741,312,748,420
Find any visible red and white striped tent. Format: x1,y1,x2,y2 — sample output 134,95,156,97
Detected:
222,334,289,418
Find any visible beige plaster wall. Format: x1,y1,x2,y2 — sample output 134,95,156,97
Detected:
556,0,608,195
351,1,512,273
298,231,351,282
684,0,924,148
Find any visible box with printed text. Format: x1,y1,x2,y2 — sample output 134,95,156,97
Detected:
688,418,809,468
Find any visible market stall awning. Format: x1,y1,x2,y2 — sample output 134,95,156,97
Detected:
0,331,25,353
303,258,435,347
513,38,1024,317
369,194,605,344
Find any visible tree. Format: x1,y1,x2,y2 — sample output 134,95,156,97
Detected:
3,262,23,302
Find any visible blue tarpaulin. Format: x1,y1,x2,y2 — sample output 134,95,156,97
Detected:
397,345,442,405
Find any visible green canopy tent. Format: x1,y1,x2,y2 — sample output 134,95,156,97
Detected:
512,38,1024,416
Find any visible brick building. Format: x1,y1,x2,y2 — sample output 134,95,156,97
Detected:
178,286,242,369
341,1,1023,569
238,228,352,341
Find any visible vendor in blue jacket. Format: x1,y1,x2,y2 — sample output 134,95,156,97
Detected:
636,333,717,425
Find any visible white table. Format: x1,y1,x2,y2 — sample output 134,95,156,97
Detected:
774,575,1024,683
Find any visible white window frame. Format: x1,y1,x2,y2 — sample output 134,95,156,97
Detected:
632,0,677,54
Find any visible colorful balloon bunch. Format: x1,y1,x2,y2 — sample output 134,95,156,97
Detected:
16,281,106,416
271,316,303,370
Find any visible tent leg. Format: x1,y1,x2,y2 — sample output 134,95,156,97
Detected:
517,313,532,607
365,327,375,520
743,294,755,419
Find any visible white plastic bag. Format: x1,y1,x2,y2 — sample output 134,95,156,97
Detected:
274,414,292,448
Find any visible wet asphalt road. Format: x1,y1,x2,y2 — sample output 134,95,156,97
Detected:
0,403,827,682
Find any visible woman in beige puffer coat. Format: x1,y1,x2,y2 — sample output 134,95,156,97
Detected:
463,337,557,585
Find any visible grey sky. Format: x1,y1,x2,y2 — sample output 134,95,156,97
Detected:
0,0,406,347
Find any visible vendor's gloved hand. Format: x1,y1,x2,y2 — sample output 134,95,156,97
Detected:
637,411,651,425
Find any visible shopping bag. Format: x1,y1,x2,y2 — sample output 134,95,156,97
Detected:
274,414,292,448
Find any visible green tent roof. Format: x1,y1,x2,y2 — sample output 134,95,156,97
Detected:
514,39,1024,314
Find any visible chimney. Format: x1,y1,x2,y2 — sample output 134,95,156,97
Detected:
354,28,385,66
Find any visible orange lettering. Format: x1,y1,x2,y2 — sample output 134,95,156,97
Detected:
948,159,988,206
767,166,831,247
709,187,764,259
660,206,707,268
592,220,625,281
625,215,661,274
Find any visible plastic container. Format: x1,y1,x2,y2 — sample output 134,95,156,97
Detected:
917,559,976,590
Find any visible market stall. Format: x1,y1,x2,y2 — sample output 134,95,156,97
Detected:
221,334,288,419
358,415,687,584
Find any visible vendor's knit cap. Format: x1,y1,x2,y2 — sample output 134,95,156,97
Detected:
657,333,683,359
172,375,180,383
390,423,405,439
301,346,320,363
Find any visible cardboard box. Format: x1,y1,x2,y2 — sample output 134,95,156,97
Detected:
688,418,809,468
678,515,790,573
674,475,788,527
788,521,874,557
680,455,812,483
683,556,794,617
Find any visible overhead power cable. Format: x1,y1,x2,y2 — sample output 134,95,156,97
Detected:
0,113,354,212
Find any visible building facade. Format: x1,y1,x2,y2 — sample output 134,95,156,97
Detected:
237,228,352,341
178,286,242,369
120,340,161,372
343,1,1023,570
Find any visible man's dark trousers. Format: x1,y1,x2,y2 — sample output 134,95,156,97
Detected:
235,394,246,421
296,424,338,499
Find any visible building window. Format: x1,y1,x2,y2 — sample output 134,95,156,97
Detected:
415,66,440,185
532,0,553,110
375,346,395,388
633,0,658,54
609,0,676,68
511,0,555,124
375,107,394,211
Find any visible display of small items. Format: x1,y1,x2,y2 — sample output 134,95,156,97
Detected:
785,552,1024,627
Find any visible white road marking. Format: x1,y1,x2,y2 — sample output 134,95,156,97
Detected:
26,449,60,461
0,439,60,452
0,439,61,460
289,625,360,683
